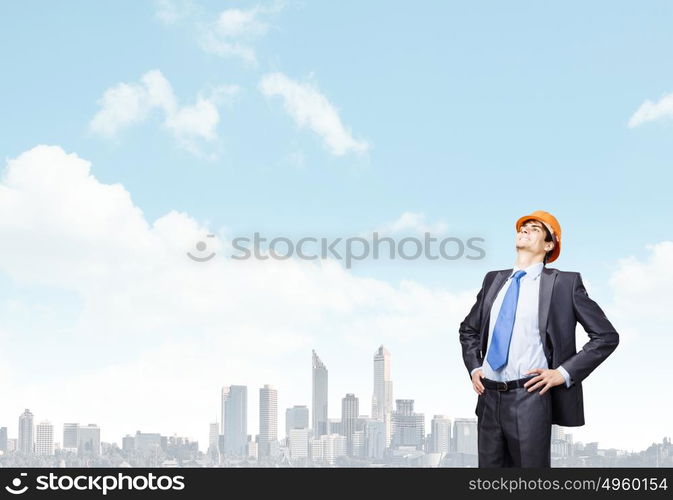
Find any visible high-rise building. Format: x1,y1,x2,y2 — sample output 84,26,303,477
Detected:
352,430,366,458
35,421,54,456
220,386,229,435
221,385,247,457
285,405,309,439
430,415,451,454
208,422,219,452
0,427,7,454
18,409,34,455
328,418,342,436
288,428,309,460
372,345,393,447
452,418,477,455
391,400,424,449
311,350,329,437
310,434,347,465
122,435,135,452
341,393,359,456
78,424,101,456
364,419,386,459
134,431,161,453
312,350,328,438
259,384,278,457
63,423,79,452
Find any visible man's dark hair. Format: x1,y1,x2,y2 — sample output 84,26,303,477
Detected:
523,218,554,264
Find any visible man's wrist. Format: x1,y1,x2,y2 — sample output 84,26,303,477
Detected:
556,365,572,388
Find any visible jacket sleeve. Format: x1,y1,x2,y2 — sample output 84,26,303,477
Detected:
560,272,619,384
459,272,490,378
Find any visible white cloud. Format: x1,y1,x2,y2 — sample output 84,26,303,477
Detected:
376,212,449,235
0,145,465,448
89,70,239,156
259,72,369,156
197,30,259,66
154,0,198,26
628,92,673,128
194,2,284,66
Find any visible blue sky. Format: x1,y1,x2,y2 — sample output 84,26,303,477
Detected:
1,1,672,452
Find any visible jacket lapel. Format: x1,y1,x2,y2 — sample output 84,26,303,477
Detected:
538,267,557,357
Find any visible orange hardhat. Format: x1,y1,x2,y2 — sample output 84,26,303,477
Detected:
515,210,561,263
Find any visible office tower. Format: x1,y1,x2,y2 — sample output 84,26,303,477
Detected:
0,426,7,454
221,385,248,457
246,435,258,460
372,345,393,447
220,386,229,435
452,418,477,455
18,409,34,455
122,435,135,452
208,422,219,451
35,421,54,456
134,431,162,453
63,423,79,452
310,434,347,465
391,400,425,449
430,415,451,454
285,405,309,439
352,430,365,458
259,384,278,457
78,424,101,456
312,350,328,438
289,428,309,459
328,418,342,436
341,393,359,456
365,419,385,459
552,424,565,441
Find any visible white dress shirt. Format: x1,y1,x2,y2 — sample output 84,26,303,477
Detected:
471,261,572,387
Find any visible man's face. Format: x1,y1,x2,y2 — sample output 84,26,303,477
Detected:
515,219,554,256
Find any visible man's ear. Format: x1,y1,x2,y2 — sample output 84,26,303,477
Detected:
545,241,555,252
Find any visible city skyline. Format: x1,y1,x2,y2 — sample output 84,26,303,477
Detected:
2,346,670,463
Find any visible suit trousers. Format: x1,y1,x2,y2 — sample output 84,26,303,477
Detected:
477,382,552,467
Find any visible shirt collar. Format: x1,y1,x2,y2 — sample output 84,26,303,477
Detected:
510,261,544,281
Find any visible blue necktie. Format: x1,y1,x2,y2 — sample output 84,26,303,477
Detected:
486,270,527,372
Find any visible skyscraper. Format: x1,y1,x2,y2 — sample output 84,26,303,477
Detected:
0,427,7,454
63,423,79,451
78,424,101,456
312,350,328,437
430,415,451,454
288,428,309,460
364,419,385,459
372,345,393,446
391,399,425,450
221,385,247,457
285,405,309,439
452,418,477,455
35,421,54,456
259,384,278,457
341,393,359,456
18,409,34,455
208,422,219,451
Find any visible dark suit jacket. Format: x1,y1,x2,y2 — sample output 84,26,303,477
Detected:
459,266,619,426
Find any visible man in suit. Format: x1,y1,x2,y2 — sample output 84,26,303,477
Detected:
459,210,619,467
